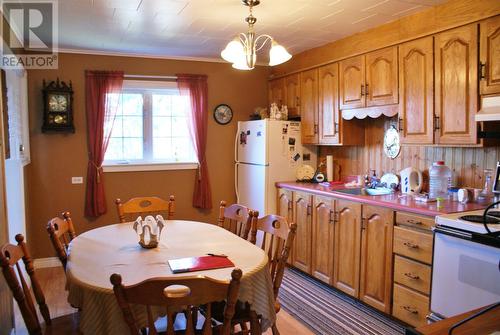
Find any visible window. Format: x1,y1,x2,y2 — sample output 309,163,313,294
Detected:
103,80,197,172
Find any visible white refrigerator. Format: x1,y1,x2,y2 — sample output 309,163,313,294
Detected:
235,120,316,216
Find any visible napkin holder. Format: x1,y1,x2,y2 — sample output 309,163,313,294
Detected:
133,215,165,249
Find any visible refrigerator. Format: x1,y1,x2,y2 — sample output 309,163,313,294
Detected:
235,119,316,216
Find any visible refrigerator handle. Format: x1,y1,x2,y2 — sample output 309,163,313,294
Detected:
234,126,239,162
234,162,240,202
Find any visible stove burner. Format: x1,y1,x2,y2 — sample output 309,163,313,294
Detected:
459,215,500,224
486,211,500,218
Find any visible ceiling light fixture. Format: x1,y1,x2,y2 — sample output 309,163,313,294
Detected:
221,0,292,70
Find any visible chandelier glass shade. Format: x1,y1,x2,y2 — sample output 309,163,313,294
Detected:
221,0,292,70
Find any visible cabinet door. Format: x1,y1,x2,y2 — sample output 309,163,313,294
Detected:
333,200,361,297
277,188,293,222
292,191,312,273
269,78,285,106
359,205,394,313
366,46,399,107
318,63,340,145
480,16,500,96
399,37,434,144
300,69,319,144
285,73,301,118
340,55,365,109
435,24,478,145
311,196,335,284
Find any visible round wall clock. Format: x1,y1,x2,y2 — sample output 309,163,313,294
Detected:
383,125,401,159
213,104,233,125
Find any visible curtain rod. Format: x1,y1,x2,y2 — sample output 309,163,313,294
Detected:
124,74,177,80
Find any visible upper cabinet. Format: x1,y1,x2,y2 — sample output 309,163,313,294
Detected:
480,16,500,96
435,24,478,145
340,46,398,110
398,37,435,145
285,73,301,119
300,68,319,145
268,78,285,106
319,63,340,144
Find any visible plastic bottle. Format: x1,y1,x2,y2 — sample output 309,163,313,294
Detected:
429,161,452,199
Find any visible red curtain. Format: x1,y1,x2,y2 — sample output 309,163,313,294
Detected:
177,74,212,209
84,70,124,217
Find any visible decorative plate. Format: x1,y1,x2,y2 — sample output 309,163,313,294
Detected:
383,125,401,159
296,164,315,181
213,104,233,125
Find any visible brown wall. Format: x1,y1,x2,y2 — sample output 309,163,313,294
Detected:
26,53,269,258
320,118,500,189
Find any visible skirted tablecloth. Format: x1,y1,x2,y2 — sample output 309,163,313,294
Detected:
66,220,276,335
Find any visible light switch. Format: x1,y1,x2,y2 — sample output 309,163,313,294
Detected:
71,177,83,184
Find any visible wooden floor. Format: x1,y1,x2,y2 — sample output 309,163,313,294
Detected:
15,266,314,335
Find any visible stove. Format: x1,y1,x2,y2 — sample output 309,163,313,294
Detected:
436,209,500,234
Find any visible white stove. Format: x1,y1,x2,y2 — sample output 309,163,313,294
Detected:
436,209,500,234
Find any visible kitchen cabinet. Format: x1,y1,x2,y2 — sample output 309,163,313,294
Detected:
277,188,293,223
292,191,312,273
333,199,362,297
398,37,435,145
340,46,398,110
268,78,285,106
480,16,500,96
311,195,335,284
359,205,394,313
300,69,319,144
319,63,340,144
285,73,301,119
365,47,399,107
435,24,478,145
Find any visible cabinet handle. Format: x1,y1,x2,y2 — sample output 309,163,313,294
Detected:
314,124,318,134
403,306,419,314
404,272,420,280
296,96,300,107
407,219,422,226
403,241,419,249
361,217,367,230
479,62,486,80
365,83,369,96
334,122,339,134
433,115,440,131
307,204,312,216
360,84,365,96
398,118,404,132
288,201,292,210
329,210,336,224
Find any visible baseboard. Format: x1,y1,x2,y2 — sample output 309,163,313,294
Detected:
33,257,60,269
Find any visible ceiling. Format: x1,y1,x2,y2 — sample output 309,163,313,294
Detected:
57,0,446,61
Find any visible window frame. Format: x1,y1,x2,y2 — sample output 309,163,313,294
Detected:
102,80,198,173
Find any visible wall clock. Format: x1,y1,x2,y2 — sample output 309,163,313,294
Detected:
383,125,400,159
42,78,75,133
213,104,233,125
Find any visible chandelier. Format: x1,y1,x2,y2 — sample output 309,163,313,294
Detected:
220,0,292,70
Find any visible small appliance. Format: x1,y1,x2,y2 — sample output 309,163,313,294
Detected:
399,167,423,194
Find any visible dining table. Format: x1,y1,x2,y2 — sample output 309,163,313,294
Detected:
66,220,276,335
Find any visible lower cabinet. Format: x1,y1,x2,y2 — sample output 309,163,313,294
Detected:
359,205,394,313
333,199,362,297
292,191,312,273
311,196,335,284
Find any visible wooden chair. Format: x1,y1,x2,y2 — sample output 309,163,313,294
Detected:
217,201,257,241
115,195,175,223
0,234,80,335
46,211,77,270
110,268,244,335
248,215,297,335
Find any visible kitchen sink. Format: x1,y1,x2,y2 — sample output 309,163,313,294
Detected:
333,187,394,196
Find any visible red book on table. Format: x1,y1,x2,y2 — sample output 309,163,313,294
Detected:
168,255,235,274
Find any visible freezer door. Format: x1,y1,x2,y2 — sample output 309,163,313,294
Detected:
236,163,267,215
236,120,268,165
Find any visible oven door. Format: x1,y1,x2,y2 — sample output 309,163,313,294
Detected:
430,226,500,319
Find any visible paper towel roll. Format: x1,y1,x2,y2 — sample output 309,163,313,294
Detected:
326,155,333,182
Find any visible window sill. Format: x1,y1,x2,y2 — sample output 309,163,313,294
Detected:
103,162,198,173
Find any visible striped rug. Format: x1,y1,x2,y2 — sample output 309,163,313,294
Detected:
279,268,405,335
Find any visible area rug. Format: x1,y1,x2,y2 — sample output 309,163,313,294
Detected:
279,267,406,335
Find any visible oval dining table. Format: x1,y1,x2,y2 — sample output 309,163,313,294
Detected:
66,220,276,335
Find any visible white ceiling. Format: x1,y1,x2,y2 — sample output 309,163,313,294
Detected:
58,0,446,61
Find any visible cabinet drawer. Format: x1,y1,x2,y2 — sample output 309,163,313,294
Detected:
396,212,434,231
394,226,433,264
393,284,429,328
394,255,431,295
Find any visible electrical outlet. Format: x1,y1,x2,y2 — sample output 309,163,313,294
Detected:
71,177,83,184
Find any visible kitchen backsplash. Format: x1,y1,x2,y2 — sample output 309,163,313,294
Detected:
319,118,500,190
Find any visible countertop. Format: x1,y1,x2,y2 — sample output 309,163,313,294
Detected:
276,181,488,217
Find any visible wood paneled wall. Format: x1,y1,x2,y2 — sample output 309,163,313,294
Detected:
320,118,500,189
